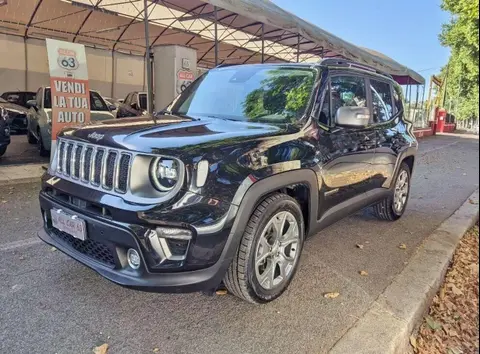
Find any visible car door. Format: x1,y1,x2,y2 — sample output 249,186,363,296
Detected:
313,74,378,219
369,78,414,189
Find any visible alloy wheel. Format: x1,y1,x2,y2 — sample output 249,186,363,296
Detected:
394,170,409,213
254,211,300,290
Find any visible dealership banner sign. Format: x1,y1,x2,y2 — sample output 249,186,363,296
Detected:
46,39,90,143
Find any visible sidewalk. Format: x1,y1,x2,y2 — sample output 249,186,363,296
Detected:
0,163,46,185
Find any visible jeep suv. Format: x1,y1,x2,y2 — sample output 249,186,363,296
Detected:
37,59,417,303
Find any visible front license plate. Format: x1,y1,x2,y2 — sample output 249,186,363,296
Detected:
51,209,87,241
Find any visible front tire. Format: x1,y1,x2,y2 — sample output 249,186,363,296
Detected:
373,162,411,221
38,131,49,157
0,146,6,157
224,193,305,303
27,130,37,144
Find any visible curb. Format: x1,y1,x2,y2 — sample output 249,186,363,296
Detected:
329,189,480,354
0,164,46,186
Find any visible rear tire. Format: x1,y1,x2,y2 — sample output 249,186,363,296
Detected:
27,130,37,144
38,131,49,157
373,162,411,221
224,193,305,303
0,146,6,157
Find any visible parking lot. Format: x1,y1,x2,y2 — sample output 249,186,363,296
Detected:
0,134,49,166
0,134,478,354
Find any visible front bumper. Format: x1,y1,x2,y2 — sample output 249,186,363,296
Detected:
37,177,239,293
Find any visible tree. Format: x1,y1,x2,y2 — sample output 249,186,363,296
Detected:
439,0,479,120
243,69,314,123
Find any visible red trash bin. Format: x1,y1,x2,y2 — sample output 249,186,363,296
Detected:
436,108,447,133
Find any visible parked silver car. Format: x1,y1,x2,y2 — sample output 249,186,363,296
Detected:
26,87,115,156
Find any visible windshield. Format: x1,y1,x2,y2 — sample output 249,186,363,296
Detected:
170,66,316,123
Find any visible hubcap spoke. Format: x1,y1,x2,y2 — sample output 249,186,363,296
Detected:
394,171,409,213
255,210,301,290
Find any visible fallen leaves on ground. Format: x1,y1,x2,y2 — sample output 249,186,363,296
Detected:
323,292,340,299
215,289,228,296
50,247,57,252
359,270,369,276
93,343,109,354
413,225,479,354
356,244,364,249
399,243,407,250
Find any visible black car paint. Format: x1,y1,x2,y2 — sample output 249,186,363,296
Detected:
0,116,11,153
38,63,418,293
0,101,29,133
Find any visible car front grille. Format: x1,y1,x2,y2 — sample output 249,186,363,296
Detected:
56,138,131,194
48,226,115,267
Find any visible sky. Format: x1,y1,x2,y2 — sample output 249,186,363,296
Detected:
272,0,451,86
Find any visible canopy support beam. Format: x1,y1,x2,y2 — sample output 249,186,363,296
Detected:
144,0,154,116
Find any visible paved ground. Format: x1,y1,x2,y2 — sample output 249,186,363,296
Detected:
0,134,50,166
0,134,478,354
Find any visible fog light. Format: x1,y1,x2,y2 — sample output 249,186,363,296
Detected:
127,248,141,269
146,227,192,263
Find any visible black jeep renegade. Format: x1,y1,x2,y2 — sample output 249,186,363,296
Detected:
38,59,418,303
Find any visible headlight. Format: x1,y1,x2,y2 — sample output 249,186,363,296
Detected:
0,107,8,121
150,157,180,192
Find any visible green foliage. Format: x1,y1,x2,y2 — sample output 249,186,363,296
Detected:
243,70,314,123
439,0,479,120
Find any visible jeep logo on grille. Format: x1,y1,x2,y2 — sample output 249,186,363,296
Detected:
88,132,104,142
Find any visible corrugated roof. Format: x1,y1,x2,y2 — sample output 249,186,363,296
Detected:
0,0,424,84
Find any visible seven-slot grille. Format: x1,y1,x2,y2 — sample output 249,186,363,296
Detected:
57,139,131,193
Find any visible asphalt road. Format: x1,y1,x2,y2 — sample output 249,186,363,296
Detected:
0,134,50,166
0,134,478,354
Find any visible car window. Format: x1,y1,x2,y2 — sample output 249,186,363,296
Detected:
171,66,316,123
138,93,147,110
90,92,109,111
330,76,367,122
5,93,21,104
44,88,52,109
25,92,36,103
370,79,393,123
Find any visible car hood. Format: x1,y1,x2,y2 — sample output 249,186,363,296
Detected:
0,102,29,114
59,114,294,157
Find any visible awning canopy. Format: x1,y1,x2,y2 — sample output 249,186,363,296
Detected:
0,0,424,85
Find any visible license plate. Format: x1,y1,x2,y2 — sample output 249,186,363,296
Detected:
51,209,87,241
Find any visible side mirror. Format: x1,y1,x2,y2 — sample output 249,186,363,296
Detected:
131,103,139,110
26,100,38,111
335,106,370,128
108,104,117,111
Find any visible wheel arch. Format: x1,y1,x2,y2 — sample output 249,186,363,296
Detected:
232,169,319,238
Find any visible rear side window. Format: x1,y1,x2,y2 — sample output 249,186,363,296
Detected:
370,79,393,123
90,92,108,111
330,76,367,123
138,93,147,110
44,88,52,109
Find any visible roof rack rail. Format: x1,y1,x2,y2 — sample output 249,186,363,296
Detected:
215,63,241,68
319,57,393,79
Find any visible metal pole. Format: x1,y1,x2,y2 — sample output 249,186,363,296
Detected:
297,34,300,63
214,6,219,66
420,84,426,127
261,24,265,63
143,0,153,115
